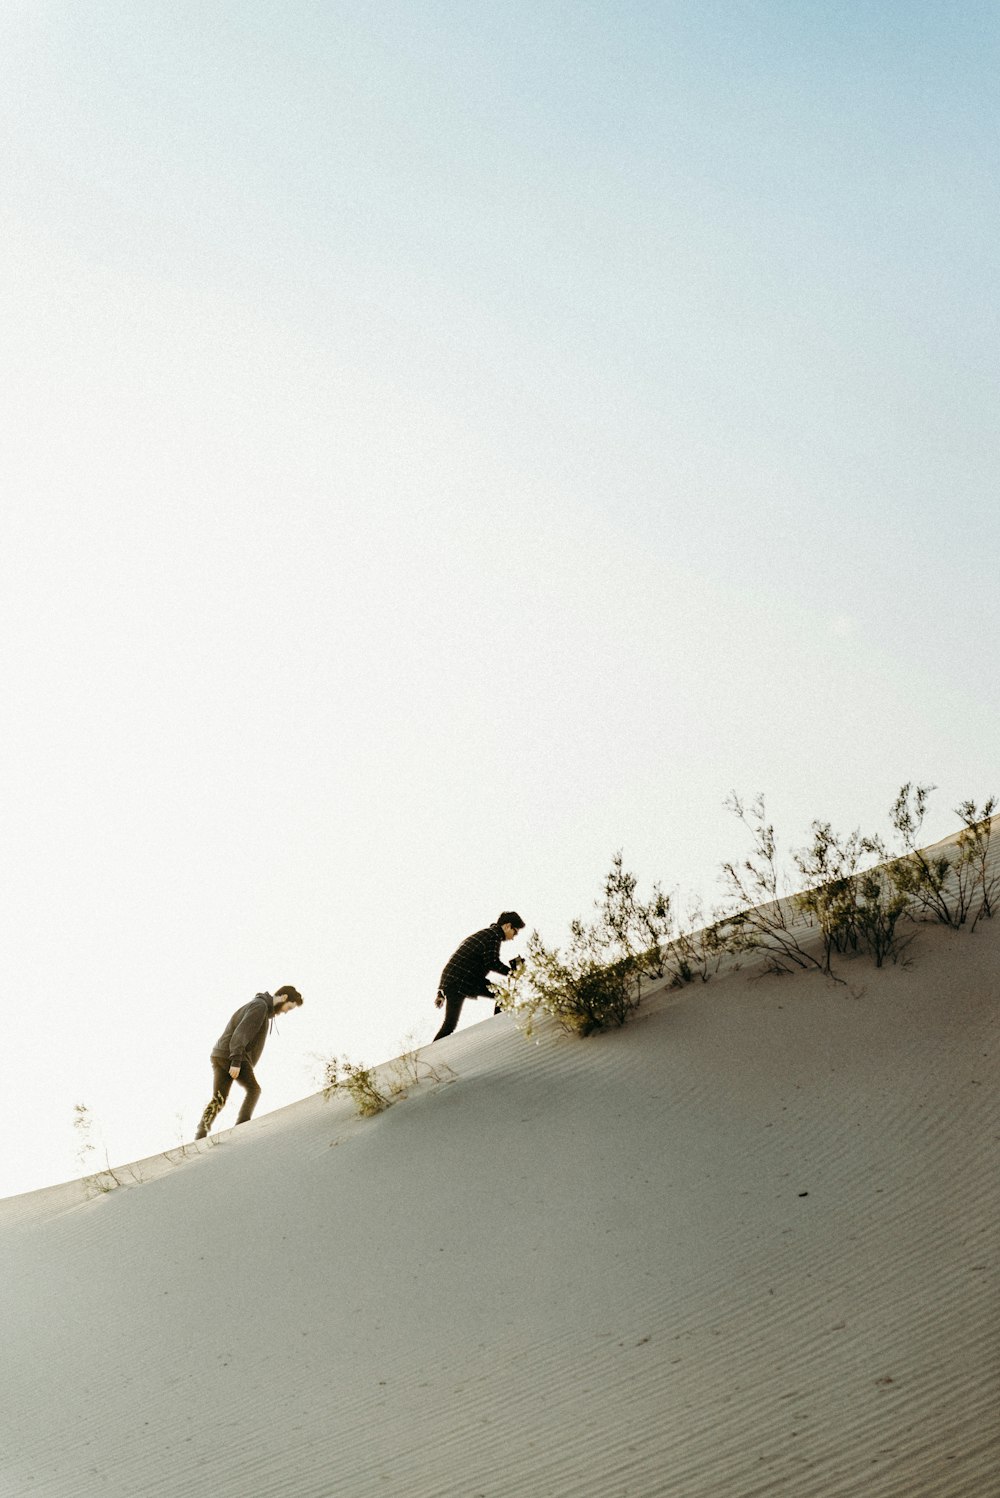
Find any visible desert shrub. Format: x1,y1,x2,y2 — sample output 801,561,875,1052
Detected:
505,927,640,1037
665,898,730,985
793,822,912,969
599,852,675,981
720,793,836,978
852,860,913,966
886,783,965,926
601,857,732,988
508,783,997,1035
954,797,997,930
887,784,997,929
320,1047,454,1118
502,855,675,1037
725,784,994,974
321,1057,390,1116
793,821,868,968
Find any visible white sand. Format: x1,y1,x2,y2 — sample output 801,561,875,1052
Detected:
2,845,998,1497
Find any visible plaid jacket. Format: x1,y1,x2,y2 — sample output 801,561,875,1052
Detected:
437,925,510,1001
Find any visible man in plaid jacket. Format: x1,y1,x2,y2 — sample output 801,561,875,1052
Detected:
433,912,525,1041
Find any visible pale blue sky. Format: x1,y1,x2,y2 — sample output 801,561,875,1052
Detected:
2,2,998,1197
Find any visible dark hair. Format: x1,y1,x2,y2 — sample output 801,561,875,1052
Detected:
274,985,303,1007
497,911,525,931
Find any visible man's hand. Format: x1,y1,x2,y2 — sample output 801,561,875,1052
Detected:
434,994,444,1009
229,1064,241,1079
509,955,525,974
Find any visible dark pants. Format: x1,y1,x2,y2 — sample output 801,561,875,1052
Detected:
433,991,501,1041
195,1060,261,1138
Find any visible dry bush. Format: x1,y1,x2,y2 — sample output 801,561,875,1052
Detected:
502,854,675,1037
720,793,836,979
887,784,997,930
663,899,730,985
793,823,912,969
321,1047,454,1118
321,1057,391,1116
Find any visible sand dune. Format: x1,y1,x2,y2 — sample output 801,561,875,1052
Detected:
2,846,998,1497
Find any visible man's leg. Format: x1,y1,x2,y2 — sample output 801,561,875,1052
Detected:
233,1062,262,1124
195,1063,233,1139
433,991,465,1041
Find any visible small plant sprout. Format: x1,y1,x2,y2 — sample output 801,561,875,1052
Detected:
72,1101,96,1172
72,1103,130,1195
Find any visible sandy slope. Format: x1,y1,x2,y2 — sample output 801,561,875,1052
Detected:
2,883,998,1496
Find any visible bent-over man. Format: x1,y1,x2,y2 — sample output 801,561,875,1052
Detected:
194,986,303,1139
433,913,524,1041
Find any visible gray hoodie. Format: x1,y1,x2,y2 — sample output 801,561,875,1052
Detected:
209,993,276,1071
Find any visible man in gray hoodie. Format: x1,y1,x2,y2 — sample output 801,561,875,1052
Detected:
194,986,303,1139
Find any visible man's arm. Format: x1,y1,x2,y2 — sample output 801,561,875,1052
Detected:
481,927,510,977
227,998,268,1069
